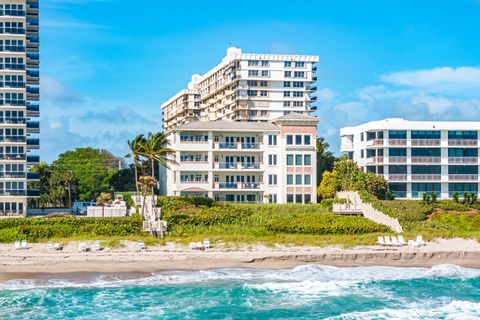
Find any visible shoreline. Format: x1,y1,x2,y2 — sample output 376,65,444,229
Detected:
1,238,480,280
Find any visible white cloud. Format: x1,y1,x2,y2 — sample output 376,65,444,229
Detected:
316,88,337,101
381,67,480,94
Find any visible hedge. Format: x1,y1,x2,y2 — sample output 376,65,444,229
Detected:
0,215,144,242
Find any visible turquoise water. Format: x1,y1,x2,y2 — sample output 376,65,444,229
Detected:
1,264,480,319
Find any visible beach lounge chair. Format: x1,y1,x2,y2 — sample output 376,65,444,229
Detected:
78,242,87,252
189,242,197,250
377,236,386,246
391,236,401,246
92,241,101,252
383,235,393,246
14,240,20,250
203,238,210,249
137,240,146,251
53,243,63,251
416,235,426,246
47,241,53,250
196,241,204,250
21,240,28,250
398,236,407,246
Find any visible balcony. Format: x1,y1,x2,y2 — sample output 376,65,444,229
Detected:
366,156,384,164
27,104,39,117
0,172,26,178
1,136,26,143
388,156,407,164
241,143,260,150
411,174,442,181
240,162,260,169
0,154,25,160
411,139,441,146
27,155,40,163
219,143,237,149
27,172,40,180
27,121,40,133
448,140,478,147
27,86,40,94
27,189,40,197
411,156,441,164
388,139,407,146
0,10,26,16
387,174,407,182
179,180,209,184
216,182,261,190
27,138,39,149
366,139,384,147
448,157,478,164
0,118,26,124
448,174,479,181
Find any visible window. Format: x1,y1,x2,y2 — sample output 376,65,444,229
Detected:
284,91,291,97
287,194,294,203
411,131,441,140
389,165,407,174
304,194,311,203
284,61,292,68
412,183,441,197
412,165,441,174
260,80,268,87
361,150,364,158
287,155,294,165
295,154,302,165
248,60,259,66
389,148,407,156
448,131,478,140
293,91,303,97
248,70,259,77
260,90,268,97
283,101,291,107
284,71,292,78
293,81,304,87
268,135,277,146
287,175,293,185
295,194,303,203
411,148,441,157
304,155,312,165
268,174,278,185
295,62,305,68
295,135,302,145
268,154,277,165
304,175,311,185
247,80,258,86
261,61,269,67
293,101,303,107
360,133,364,141
261,70,269,77
304,135,311,145
448,165,478,174
284,81,291,87
449,183,478,195
269,194,277,203
389,130,407,139
294,71,305,78
295,175,302,185
448,148,478,157
286,135,293,145
247,90,257,97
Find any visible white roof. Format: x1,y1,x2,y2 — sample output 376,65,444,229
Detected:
174,120,279,132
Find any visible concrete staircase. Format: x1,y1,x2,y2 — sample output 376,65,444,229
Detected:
333,191,403,233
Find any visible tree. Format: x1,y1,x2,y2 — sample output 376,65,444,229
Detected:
453,192,459,203
316,137,336,186
126,135,146,192
96,192,112,218
109,165,137,192
137,175,157,218
317,171,339,199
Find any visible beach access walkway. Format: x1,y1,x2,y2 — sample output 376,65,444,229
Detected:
333,191,403,233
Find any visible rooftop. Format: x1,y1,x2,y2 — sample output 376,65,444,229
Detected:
174,120,279,132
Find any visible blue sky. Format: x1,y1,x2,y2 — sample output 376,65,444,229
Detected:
40,0,480,162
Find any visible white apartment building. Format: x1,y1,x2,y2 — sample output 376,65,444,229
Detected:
341,118,480,199
0,0,40,216
166,114,318,204
161,47,318,132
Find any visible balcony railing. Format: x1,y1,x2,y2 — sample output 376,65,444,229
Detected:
240,162,260,169
388,139,407,146
0,190,26,196
0,137,26,143
27,155,40,163
411,156,441,164
0,172,26,178
27,189,40,197
219,162,238,169
216,182,261,190
387,174,407,181
366,156,384,164
448,140,478,146
179,180,209,184
0,118,26,124
388,156,407,163
448,157,478,164
448,174,479,181
0,154,25,160
218,143,237,149
411,174,442,181
411,139,441,146
27,172,40,179
241,143,260,150
366,139,384,147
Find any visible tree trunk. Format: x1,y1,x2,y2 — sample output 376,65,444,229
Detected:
150,158,155,219
134,163,139,192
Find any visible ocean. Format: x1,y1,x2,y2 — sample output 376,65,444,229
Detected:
0,264,479,319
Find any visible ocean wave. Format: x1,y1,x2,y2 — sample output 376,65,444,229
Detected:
0,264,479,291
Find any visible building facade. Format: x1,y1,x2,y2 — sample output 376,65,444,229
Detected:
0,0,40,216
341,119,480,199
161,47,319,132
166,114,318,204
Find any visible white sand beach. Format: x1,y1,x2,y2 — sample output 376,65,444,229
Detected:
1,238,480,280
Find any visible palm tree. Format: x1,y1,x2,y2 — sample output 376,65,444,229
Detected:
138,132,176,184
126,134,146,192
316,137,336,187
96,192,112,218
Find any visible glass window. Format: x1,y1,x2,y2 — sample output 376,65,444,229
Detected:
304,175,311,185
411,165,441,174
287,194,294,203
295,175,302,185
304,155,312,165
286,135,293,145
287,175,293,185
411,148,441,157
304,135,311,145
448,165,478,174
389,148,407,156
295,194,303,203
411,131,441,139
388,130,407,139
287,155,294,165
448,148,478,157
295,154,302,165
295,135,302,145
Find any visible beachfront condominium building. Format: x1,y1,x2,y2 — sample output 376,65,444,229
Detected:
340,118,480,200
161,47,319,132
166,114,318,204
0,0,40,216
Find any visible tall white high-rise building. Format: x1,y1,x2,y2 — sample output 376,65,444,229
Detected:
161,47,319,132
341,118,480,200
0,0,40,216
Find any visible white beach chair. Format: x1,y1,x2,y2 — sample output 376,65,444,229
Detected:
21,240,28,250
203,238,210,249
196,241,204,250
78,242,87,252
137,240,146,251
377,236,386,246
416,235,426,246
92,241,101,252
398,235,407,246
14,240,20,250
189,242,197,250
391,236,401,247
53,243,63,251
383,235,393,246
47,241,53,250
